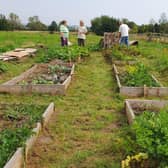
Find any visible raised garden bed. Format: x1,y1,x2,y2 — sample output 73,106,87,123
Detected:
113,63,168,97
125,99,168,124
112,60,136,65
0,60,75,95
0,102,54,168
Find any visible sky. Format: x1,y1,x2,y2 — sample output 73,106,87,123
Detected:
0,0,168,26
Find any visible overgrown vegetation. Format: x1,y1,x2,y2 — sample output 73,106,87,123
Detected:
0,104,46,167
0,61,8,73
120,63,159,87
132,109,168,167
0,127,31,167
37,46,89,63
1,31,168,167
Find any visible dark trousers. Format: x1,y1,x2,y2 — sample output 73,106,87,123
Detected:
78,38,85,47
61,37,68,46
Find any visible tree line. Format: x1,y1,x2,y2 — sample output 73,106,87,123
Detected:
91,13,168,35
0,13,57,33
1,12,168,35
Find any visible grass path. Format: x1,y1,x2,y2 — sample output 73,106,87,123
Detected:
27,52,129,168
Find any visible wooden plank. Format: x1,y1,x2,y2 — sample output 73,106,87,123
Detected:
125,100,135,124
4,148,24,168
42,102,55,127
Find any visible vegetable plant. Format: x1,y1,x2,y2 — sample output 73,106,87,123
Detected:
120,63,159,87
132,109,168,167
37,45,89,63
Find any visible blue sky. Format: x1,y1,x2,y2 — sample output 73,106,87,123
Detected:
0,0,168,26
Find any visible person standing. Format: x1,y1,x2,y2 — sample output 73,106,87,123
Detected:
119,21,130,47
77,20,88,46
60,20,69,46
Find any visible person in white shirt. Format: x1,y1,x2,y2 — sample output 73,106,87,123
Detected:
77,20,88,46
119,21,130,47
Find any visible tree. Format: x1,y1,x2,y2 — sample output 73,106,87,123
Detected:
158,13,168,33
149,18,156,25
26,16,47,31
159,12,168,24
48,21,57,34
154,23,160,33
8,13,23,30
0,14,10,30
91,15,119,35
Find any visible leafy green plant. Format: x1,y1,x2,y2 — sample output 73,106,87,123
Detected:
37,45,89,63
118,46,141,56
132,109,168,167
155,52,168,73
32,76,52,84
88,43,102,52
4,104,46,126
0,104,46,167
0,127,31,167
48,65,71,74
120,63,159,87
112,47,134,61
0,61,8,73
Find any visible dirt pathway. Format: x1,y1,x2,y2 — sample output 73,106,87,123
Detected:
27,52,127,168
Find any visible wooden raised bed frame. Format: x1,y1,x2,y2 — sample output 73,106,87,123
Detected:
125,99,168,124
0,63,75,95
4,102,55,168
113,64,168,97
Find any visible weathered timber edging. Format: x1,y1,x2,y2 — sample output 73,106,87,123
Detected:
113,64,167,97
3,102,55,168
0,64,75,95
125,99,168,124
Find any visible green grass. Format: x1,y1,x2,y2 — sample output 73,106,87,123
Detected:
130,40,168,85
1,32,168,167
0,32,100,84
23,51,133,168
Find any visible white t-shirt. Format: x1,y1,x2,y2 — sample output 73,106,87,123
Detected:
119,24,130,37
78,26,87,39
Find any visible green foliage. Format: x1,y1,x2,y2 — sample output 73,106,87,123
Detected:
0,127,31,167
26,16,47,31
120,63,159,87
37,46,89,63
112,48,133,61
132,109,168,167
91,15,119,35
88,43,102,51
48,65,71,74
0,14,11,31
0,104,46,167
0,61,8,73
48,21,57,33
32,77,53,84
155,50,168,73
118,46,141,57
4,104,46,127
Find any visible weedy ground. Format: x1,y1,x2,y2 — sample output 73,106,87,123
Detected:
26,51,132,168
1,32,168,167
